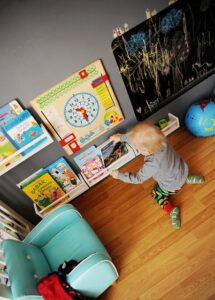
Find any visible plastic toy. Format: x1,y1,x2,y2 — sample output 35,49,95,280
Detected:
185,100,215,136
158,118,168,129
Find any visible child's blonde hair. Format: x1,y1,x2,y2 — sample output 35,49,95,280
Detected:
129,121,166,154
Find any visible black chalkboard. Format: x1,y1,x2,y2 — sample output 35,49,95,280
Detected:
112,0,215,120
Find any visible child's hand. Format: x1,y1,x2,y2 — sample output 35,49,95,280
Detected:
110,170,119,179
109,133,121,143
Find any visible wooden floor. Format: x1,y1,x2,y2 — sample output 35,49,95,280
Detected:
73,127,215,300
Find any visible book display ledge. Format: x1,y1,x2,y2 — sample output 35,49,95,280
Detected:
0,125,53,176
17,174,89,218
81,143,137,187
161,113,180,136
0,200,32,293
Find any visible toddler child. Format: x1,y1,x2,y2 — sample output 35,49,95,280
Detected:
110,121,204,229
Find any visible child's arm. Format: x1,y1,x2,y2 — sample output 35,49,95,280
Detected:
109,133,131,144
111,170,119,179
110,156,157,184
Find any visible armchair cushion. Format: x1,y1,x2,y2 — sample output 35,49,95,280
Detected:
67,253,118,298
24,204,81,248
42,218,109,271
2,240,51,299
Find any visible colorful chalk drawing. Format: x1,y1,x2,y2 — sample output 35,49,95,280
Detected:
112,0,215,120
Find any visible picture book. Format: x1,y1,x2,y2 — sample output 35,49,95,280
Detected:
100,141,128,167
46,157,81,193
2,110,47,155
0,100,23,168
74,145,104,179
0,226,18,240
80,156,104,179
0,212,24,240
21,170,66,209
18,168,44,189
0,100,23,128
0,134,17,161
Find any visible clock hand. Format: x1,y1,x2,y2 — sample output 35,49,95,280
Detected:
76,107,89,121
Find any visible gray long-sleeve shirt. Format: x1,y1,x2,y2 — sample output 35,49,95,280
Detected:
118,134,189,191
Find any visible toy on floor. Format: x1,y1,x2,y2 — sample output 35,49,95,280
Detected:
185,100,215,137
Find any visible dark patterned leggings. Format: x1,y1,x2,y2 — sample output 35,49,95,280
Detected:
152,183,177,214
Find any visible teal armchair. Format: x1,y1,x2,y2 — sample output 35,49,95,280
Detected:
2,204,118,300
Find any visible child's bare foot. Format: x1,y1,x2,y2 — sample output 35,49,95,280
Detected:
170,207,181,230
186,175,205,184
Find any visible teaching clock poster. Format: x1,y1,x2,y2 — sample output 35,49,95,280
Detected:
31,60,124,155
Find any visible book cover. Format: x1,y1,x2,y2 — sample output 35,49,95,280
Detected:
0,134,18,162
18,168,44,189
74,146,104,179
0,226,18,240
0,100,23,168
0,100,23,128
2,110,47,155
101,141,128,167
21,170,66,209
0,213,23,239
46,157,81,193
80,156,104,179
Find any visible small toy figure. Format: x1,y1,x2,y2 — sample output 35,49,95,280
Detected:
169,0,178,5
158,118,168,129
145,8,151,19
145,8,157,19
124,23,129,32
112,27,124,39
151,9,157,16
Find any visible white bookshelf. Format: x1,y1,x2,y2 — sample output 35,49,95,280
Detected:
0,125,53,176
0,200,32,293
32,174,89,218
79,112,179,187
81,143,136,187
160,113,180,136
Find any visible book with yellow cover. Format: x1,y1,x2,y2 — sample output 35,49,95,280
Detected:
21,170,66,209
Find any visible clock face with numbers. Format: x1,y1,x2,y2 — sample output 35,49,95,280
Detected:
64,92,100,127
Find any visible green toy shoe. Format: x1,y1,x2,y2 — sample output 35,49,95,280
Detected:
186,175,205,184
170,207,181,230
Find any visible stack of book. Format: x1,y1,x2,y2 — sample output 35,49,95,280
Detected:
19,157,81,210
74,141,128,180
0,100,46,172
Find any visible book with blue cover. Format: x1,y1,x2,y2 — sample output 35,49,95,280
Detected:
2,110,47,155
0,100,23,169
46,157,80,193
0,100,23,128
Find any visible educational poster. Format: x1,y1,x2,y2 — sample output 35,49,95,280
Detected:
31,60,124,154
112,0,215,120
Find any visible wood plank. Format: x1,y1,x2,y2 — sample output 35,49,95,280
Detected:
73,127,215,300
